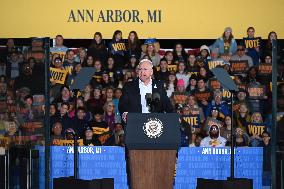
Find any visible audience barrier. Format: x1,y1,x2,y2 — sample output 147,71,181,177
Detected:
36,146,262,189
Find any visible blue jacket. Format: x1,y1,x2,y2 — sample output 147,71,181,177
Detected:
210,37,237,55
205,101,230,118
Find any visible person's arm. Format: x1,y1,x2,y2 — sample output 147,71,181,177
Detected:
230,39,238,55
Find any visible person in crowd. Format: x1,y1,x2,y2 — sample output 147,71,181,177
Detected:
155,58,169,82
50,35,68,53
125,54,138,71
176,61,190,88
189,133,203,147
87,32,108,64
14,62,35,94
192,77,212,111
244,27,261,66
71,107,90,138
50,102,72,136
259,131,271,186
230,45,254,68
187,54,199,76
141,39,161,67
205,90,230,118
114,123,125,146
74,47,87,64
186,75,197,93
248,112,266,147
52,85,74,106
210,27,237,55
165,71,177,98
164,51,175,65
108,30,127,69
173,43,188,63
234,103,251,133
103,101,116,131
220,116,232,144
82,55,95,67
86,85,105,113
127,31,141,60
6,51,21,81
196,45,210,68
186,94,205,123
200,124,227,147
83,126,100,146
171,79,188,109
63,49,76,73
235,127,250,147
51,122,64,142
50,103,57,117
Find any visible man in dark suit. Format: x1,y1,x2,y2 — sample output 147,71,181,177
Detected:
119,59,173,121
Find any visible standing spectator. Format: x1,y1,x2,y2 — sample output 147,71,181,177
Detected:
259,131,271,186
155,58,169,82
127,31,141,60
87,32,108,64
165,71,177,98
6,52,21,80
173,43,188,63
63,49,76,73
108,30,127,69
50,35,68,53
244,27,261,66
176,61,190,88
210,27,237,55
262,31,277,60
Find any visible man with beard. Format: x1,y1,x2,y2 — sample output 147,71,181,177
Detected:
200,124,226,147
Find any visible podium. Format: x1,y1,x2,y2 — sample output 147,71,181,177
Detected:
126,113,180,189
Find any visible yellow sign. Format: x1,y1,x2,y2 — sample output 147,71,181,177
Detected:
1,0,284,39
50,67,68,84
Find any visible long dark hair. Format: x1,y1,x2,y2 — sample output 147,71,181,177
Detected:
112,30,122,41
222,32,234,44
89,32,106,49
127,31,140,50
173,43,187,60
267,31,277,50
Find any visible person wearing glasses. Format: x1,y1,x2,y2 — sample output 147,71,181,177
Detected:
119,59,173,122
231,44,254,68
200,124,227,147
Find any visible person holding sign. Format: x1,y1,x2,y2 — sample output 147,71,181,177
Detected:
243,27,262,66
210,27,237,55
205,90,230,118
247,112,266,147
231,45,253,68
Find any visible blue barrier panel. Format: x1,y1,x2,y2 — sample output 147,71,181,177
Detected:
174,147,263,189
37,146,262,189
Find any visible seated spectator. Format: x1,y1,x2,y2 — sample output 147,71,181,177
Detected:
231,45,254,68
171,79,188,108
83,126,100,146
186,75,197,94
220,116,232,144
205,90,230,118
196,45,210,69
164,51,174,65
52,85,74,107
141,38,160,67
86,85,106,113
82,55,94,67
176,61,190,88
101,71,116,89
165,71,177,97
234,103,251,133
63,49,76,72
235,127,250,147
192,77,212,111
155,58,169,82
103,101,116,131
71,107,90,138
50,102,72,136
187,54,199,76
74,47,87,64
90,60,103,87
248,112,266,147
51,122,64,142
114,123,125,146
200,124,227,147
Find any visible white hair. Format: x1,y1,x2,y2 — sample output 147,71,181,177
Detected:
138,59,153,68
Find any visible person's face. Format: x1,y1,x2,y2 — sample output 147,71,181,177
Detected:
190,79,196,87
225,116,231,126
182,107,191,115
175,44,182,52
252,113,262,123
55,36,64,46
66,133,74,140
7,39,14,48
138,61,153,83
177,85,185,92
265,56,272,64
214,94,222,104
237,46,245,56
269,33,277,40
249,68,257,76
50,105,56,115
147,44,154,52
168,74,176,82
115,32,122,40
187,96,196,106
102,74,109,82
84,85,92,93
160,61,167,70
197,80,205,89
200,67,206,76
178,63,185,71
79,49,86,58
262,133,270,143
77,110,85,119
209,125,219,137
225,30,231,38
237,92,246,101
114,89,122,99
129,32,136,41
60,105,68,115
52,123,62,136
54,59,62,68
94,114,102,121
94,61,102,70
165,52,173,61
85,130,93,139
67,51,75,61
115,124,123,132
10,53,18,62
107,58,114,67
25,98,33,106
188,55,196,64
61,87,70,98
211,110,218,118
106,89,113,98
201,50,208,57
247,29,255,38
76,99,84,108
75,64,82,73
106,103,114,112
94,34,101,43
239,104,248,113
93,89,101,98
87,56,94,66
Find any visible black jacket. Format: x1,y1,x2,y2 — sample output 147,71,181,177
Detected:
118,78,173,113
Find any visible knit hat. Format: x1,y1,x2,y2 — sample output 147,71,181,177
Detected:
200,45,210,54
177,79,185,87
224,27,232,33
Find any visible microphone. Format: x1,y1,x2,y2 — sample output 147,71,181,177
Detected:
152,93,160,103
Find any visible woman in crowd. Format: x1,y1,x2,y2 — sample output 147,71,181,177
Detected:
82,55,95,67
210,27,237,55
165,71,177,98
141,38,160,67
108,30,127,69
87,32,108,64
127,31,141,60
176,61,190,88
173,43,188,63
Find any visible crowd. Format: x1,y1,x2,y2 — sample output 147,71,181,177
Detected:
0,27,283,152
